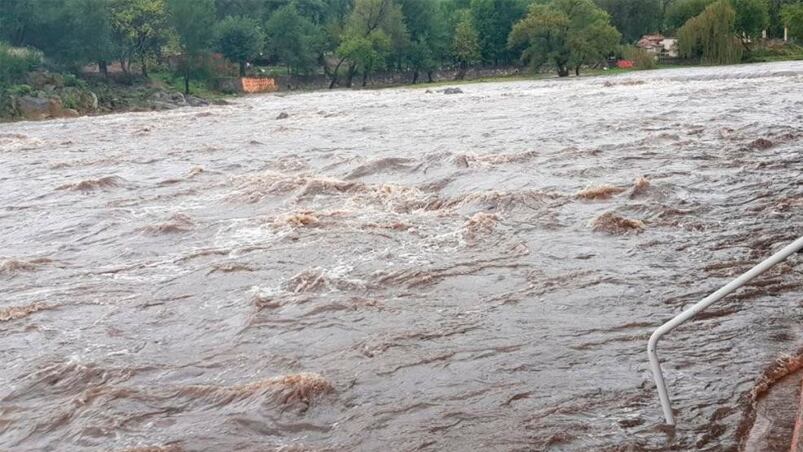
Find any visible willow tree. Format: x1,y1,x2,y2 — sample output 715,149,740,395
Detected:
678,0,742,64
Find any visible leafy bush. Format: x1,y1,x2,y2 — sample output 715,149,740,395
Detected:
743,42,803,62
4,84,33,96
0,43,43,87
624,46,658,70
63,73,87,89
60,90,80,110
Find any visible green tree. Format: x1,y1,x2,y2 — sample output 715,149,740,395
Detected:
408,37,438,82
509,0,621,77
732,0,770,50
19,0,118,73
0,43,42,87
665,0,715,31
214,16,265,76
0,0,38,46
470,0,527,65
452,10,481,79
594,0,662,42
568,14,621,75
337,32,391,85
768,0,799,38
0,0,118,73
214,0,270,19
678,0,742,64
265,4,323,74
400,0,449,82
167,0,216,94
781,2,803,40
329,0,409,88
311,0,355,24
110,0,169,77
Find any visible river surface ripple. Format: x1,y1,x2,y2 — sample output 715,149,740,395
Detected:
1,61,802,451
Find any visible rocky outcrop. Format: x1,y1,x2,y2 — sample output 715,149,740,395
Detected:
2,69,227,122
3,83,213,122
13,96,70,120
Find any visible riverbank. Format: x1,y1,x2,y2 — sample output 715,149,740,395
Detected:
3,46,802,123
0,72,230,122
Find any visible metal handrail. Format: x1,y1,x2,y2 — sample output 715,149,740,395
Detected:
648,235,803,425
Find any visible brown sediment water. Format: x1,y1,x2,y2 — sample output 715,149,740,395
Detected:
1,61,802,451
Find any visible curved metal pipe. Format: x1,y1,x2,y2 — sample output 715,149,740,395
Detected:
648,235,803,425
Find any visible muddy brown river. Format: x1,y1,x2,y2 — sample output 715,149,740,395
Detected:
1,62,802,451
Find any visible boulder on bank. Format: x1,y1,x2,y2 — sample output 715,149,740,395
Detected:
186,95,209,107
148,91,210,109
2,76,214,122
60,87,99,112
13,96,67,120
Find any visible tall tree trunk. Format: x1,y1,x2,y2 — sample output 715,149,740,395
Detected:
328,58,345,89
184,60,191,95
362,71,368,87
141,55,148,77
412,70,419,84
575,65,580,76
427,71,433,83
13,25,26,47
98,61,108,78
239,61,246,77
346,64,356,87
456,62,467,80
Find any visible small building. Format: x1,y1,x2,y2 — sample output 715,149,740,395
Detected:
637,34,679,59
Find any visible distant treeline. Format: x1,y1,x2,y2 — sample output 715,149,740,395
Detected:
1,0,802,90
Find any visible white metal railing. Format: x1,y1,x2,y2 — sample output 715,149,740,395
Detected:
648,235,803,425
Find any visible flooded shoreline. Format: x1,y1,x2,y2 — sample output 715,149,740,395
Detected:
1,61,802,451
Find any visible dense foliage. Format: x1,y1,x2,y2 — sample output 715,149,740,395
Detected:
782,2,803,40
0,0,800,89
508,0,621,76
678,0,743,64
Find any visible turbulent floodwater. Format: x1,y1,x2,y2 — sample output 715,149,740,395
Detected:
1,62,802,451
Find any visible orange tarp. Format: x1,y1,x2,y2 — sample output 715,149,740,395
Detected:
241,77,278,93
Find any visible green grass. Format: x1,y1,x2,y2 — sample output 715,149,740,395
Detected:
149,71,236,101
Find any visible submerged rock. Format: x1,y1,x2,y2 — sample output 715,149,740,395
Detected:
749,138,774,150
591,212,645,234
